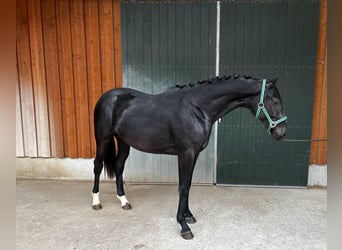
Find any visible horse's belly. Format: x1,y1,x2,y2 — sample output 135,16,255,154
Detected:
122,134,177,155
116,119,177,155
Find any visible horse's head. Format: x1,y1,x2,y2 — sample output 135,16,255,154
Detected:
250,78,287,140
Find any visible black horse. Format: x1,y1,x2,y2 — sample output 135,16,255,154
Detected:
91,75,287,240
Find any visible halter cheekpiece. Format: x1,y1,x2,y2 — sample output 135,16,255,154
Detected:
255,79,288,132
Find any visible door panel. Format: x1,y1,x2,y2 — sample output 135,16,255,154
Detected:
217,0,319,186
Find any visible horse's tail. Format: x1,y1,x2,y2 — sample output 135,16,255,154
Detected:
103,137,116,179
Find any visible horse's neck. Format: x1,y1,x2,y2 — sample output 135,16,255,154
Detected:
197,78,261,122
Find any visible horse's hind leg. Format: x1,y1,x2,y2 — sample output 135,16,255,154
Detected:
114,138,131,210
92,138,111,210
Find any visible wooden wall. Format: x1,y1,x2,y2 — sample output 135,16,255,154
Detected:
16,0,122,158
310,0,327,165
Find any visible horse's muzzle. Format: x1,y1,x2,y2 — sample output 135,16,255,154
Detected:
271,124,287,140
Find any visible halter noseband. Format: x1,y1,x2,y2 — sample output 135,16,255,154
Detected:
256,79,287,132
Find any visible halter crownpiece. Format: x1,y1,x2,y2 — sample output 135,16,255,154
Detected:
256,79,288,132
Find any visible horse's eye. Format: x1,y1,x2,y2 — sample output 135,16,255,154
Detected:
272,99,279,105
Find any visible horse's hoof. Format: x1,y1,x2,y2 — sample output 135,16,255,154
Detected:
185,216,197,224
92,203,102,210
122,203,132,210
181,230,194,240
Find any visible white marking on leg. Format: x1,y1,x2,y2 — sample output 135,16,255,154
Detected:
116,195,129,207
92,192,101,206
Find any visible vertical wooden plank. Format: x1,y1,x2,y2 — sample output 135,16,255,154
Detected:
41,0,65,157
99,0,115,92
70,0,91,157
311,45,327,164
310,0,327,165
16,66,24,157
56,0,78,157
113,0,122,87
318,47,327,163
16,0,38,157
27,0,51,157
84,0,102,157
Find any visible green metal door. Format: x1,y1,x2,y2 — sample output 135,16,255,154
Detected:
121,1,217,183
217,0,320,186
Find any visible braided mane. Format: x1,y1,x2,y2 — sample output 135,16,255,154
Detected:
174,74,260,89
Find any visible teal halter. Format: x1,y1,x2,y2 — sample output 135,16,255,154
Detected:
256,79,288,132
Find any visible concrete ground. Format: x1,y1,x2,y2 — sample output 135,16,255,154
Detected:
16,179,326,250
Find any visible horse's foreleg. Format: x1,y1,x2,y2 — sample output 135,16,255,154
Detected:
183,164,197,224
176,150,198,240
114,138,132,210
177,181,193,239
184,195,197,224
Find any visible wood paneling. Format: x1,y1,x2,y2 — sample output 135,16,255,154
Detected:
56,0,78,157
16,70,24,157
16,0,122,158
17,0,38,156
27,0,51,157
70,0,91,157
113,0,122,86
41,0,64,157
99,0,115,92
84,0,102,157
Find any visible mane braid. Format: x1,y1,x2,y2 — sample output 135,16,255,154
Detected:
173,74,261,89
